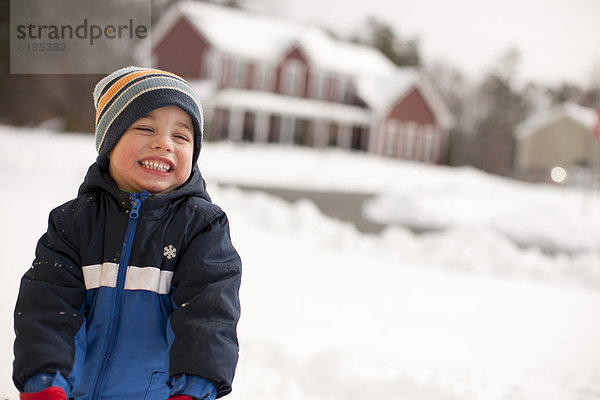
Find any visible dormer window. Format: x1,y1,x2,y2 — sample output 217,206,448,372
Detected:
281,59,306,96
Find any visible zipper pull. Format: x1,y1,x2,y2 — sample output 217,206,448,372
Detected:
129,190,149,220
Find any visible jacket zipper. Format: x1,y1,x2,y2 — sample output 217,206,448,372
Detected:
91,190,149,400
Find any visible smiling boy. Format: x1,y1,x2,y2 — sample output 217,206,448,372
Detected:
109,105,194,194
13,67,241,400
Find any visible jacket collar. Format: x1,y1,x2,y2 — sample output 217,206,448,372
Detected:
77,163,212,207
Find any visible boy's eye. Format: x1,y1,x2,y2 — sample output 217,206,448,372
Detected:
174,133,192,142
135,126,154,133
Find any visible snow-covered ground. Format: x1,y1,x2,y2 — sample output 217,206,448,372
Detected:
1,125,600,400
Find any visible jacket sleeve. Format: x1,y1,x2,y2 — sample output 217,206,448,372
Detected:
168,210,241,398
13,207,86,393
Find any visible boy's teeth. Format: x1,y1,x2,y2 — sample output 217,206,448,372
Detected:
141,160,171,172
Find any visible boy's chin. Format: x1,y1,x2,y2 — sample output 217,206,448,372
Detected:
142,185,172,194
140,181,184,194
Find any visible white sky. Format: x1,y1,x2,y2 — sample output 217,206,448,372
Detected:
256,0,600,86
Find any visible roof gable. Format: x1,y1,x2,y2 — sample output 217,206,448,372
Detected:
516,102,597,139
388,86,436,124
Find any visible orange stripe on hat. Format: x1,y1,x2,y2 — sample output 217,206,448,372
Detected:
95,69,182,127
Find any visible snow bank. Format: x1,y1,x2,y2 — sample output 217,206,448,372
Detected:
1,126,599,400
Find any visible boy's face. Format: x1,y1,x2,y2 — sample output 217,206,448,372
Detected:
109,105,194,194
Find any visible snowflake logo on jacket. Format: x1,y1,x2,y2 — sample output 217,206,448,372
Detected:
163,245,177,260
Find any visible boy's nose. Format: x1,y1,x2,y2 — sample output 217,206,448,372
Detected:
151,134,174,152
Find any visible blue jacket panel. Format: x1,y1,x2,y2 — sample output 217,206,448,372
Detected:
13,164,241,399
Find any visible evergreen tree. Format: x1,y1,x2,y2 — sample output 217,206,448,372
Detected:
471,49,532,175
546,81,582,105
356,17,421,67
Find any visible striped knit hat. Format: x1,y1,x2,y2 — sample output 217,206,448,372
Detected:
93,66,204,168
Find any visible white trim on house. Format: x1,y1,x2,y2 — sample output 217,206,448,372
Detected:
208,88,371,125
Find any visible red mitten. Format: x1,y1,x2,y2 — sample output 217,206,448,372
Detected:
167,396,194,400
20,387,66,400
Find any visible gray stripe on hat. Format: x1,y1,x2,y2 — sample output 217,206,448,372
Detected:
96,77,203,151
93,66,144,108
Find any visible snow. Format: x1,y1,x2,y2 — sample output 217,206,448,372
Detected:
1,125,600,399
297,28,396,77
179,1,302,60
355,70,419,113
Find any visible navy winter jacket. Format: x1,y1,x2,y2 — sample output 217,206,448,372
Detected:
13,163,241,399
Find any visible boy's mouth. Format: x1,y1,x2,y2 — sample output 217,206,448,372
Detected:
139,159,173,173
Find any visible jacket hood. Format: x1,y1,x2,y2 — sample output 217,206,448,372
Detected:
77,163,212,203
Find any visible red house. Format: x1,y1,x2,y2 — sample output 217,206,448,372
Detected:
150,1,453,163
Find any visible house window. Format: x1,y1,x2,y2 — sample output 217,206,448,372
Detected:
385,121,399,157
309,71,328,100
331,75,348,103
403,122,417,159
210,108,230,141
268,115,281,143
281,59,305,96
204,50,222,82
422,125,435,162
220,55,229,86
328,123,338,147
293,118,312,146
351,126,368,151
254,63,275,91
243,111,255,142
229,58,247,88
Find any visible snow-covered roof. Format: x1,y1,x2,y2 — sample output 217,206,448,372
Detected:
515,102,598,139
153,1,398,77
295,29,397,77
354,69,454,129
176,1,301,60
355,68,420,112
